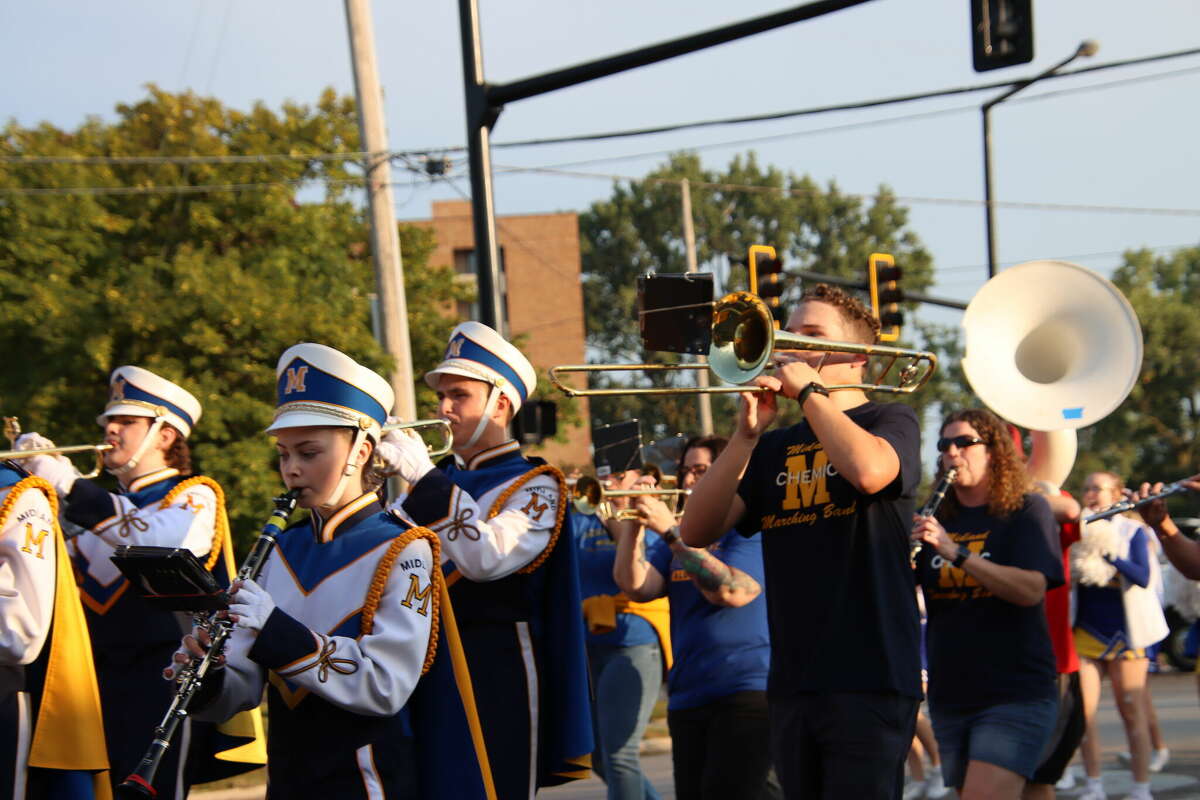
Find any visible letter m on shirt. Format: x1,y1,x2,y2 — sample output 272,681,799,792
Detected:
782,451,831,510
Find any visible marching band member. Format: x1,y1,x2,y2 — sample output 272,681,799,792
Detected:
168,343,488,798
18,366,258,796
574,470,671,800
613,435,777,800
681,284,923,800
0,459,110,799
910,409,1064,800
1132,474,1200,579
383,321,593,798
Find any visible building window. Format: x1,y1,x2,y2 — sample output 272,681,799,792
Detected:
452,247,508,328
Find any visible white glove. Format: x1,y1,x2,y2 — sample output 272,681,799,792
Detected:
226,579,277,633
14,432,80,497
375,421,435,484
163,625,223,681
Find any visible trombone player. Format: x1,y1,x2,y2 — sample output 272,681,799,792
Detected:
680,284,924,800
15,366,260,796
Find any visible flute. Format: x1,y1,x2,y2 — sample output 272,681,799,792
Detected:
1084,482,1190,524
910,468,959,563
118,489,299,798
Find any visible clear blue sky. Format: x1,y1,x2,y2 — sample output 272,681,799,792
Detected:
6,0,1198,324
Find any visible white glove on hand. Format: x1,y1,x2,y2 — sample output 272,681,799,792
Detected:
15,432,80,497
375,421,436,484
226,579,276,633
162,625,223,681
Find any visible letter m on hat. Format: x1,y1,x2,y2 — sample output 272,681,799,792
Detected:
284,365,309,395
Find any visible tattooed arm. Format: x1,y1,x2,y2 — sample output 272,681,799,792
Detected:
670,538,762,608
634,494,761,608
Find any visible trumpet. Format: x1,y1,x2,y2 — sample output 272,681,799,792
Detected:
550,292,937,397
380,418,454,458
571,475,690,521
1,417,112,479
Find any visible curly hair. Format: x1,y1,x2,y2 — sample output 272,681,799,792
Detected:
798,283,881,345
936,408,1030,521
163,424,192,475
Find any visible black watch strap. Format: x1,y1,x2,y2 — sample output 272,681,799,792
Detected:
951,544,971,568
797,381,830,406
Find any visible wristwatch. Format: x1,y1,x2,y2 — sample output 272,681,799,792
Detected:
797,381,830,406
951,544,971,568
661,526,681,546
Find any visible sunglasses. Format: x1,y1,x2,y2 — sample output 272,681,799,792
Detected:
936,435,986,453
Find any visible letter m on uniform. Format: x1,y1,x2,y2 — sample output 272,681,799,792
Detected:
401,573,433,616
284,366,309,395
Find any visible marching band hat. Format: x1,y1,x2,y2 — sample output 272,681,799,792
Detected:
98,366,202,438
425,322,537,412
267,343,394,437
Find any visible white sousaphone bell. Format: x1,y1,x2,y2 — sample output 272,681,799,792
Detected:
960,260,1143,485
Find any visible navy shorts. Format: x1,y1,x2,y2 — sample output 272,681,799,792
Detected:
930,697,1058,788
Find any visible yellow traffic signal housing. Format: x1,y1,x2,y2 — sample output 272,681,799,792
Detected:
868,253,903,342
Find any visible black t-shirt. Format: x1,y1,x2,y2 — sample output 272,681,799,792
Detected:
915,493,1064,710
736,401,922,699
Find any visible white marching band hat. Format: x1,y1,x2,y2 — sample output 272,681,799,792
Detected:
98,365,202,438
268,343,394,437
425,321,536,412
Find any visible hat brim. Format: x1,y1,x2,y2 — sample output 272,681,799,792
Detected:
97,403,192,437
265,410,380,435
425,365,524,411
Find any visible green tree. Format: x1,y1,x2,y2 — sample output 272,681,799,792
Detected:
579,150,943,440
1068,245,1200,500
0,86,468,543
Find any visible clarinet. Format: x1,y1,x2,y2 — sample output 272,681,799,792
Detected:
118,489,299,798
1083,481,1190,523
910,468,959,564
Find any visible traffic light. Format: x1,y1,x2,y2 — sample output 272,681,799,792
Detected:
749,245,787,325
868,253,903,342
970,0,1034,72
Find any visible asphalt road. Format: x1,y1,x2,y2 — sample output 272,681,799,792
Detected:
544,670,1200,799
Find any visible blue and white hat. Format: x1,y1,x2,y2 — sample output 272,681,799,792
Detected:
425,322,537,412
267,343,394,438
98,366,202,438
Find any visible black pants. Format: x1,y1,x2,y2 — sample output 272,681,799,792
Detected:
770,691,919,800
668,690,781,800
462,622,535,800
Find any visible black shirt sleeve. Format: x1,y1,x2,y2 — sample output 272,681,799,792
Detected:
866,403,922,499
999,494,1065,590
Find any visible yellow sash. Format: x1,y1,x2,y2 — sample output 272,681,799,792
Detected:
581,594,673,670
160,477,267,766
3,477,112,800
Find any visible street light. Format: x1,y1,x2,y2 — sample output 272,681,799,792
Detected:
982,39,1099,278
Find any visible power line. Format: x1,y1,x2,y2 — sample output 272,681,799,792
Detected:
487,47,1200,150
933,242,1198,276
494,164,1200,218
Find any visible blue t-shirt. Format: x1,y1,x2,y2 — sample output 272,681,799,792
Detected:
648,529,771,710
572,510,668,648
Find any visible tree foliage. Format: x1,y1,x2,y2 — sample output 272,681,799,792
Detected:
579,151,943,440
1067,245,1200,500
0,87,468,543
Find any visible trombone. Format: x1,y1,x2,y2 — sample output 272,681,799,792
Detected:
381,418,454,458
571,475,690,521
1,417,111,479
550,291,937,397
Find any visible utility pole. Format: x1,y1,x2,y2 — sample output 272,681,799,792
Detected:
680,179,713,436
344,0,417,419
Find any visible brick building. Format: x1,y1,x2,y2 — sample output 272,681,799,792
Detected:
409,200,592,469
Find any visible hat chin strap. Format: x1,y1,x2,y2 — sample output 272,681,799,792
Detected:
108,417,167,478
461,385,502,451
320,427,370,510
